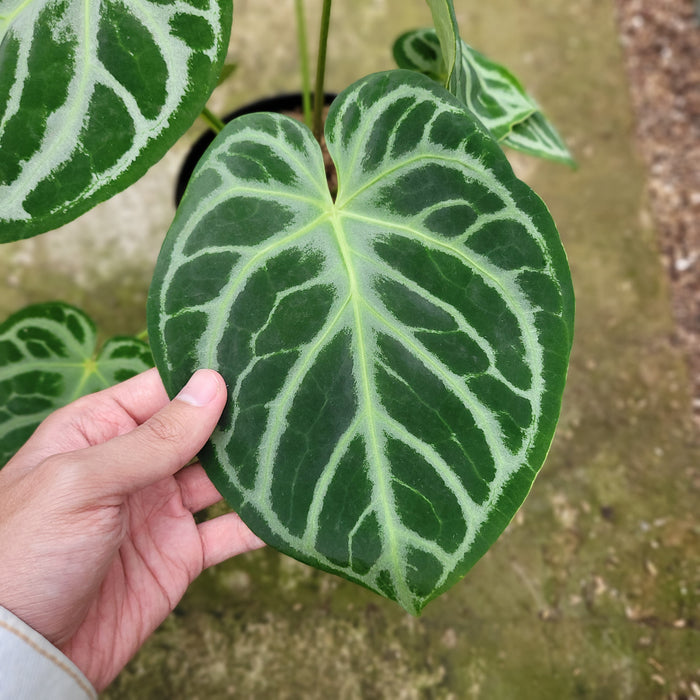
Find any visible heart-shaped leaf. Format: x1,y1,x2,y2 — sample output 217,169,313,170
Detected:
395,27,575,166
0,0,232,242
148,70,574,614
0,303,153,466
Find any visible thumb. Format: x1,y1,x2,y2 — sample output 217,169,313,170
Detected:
88,369,227,494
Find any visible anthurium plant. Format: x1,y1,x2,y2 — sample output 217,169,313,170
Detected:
0,0,574,614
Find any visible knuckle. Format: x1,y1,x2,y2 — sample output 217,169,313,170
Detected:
38,452,87,492
143,412,186,446
41,451,76,475
38,396,126,447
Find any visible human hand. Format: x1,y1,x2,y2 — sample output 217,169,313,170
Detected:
0,368,264,691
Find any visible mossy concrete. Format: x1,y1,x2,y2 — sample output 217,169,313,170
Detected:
2,1,697,697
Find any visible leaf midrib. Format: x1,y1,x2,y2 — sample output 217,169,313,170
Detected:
340,207,543,406
331,206,413,607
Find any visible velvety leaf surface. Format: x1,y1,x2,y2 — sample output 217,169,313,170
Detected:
0,303,152,466
0,0,231,241
394,27,575,166
148,70,574,614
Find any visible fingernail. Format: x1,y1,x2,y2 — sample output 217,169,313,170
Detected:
176,369,221,406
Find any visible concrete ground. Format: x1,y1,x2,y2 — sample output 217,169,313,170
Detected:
2,1,697,697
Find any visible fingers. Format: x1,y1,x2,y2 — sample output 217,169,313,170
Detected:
88,366,171,427
176,463,224,513
198,512,265,569
86,369,228,495
6,368,171,474
178,465,266,567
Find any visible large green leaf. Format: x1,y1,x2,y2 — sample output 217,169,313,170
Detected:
395,26,575,166
0,0,232,242
148,70,574,614
0,302,153,466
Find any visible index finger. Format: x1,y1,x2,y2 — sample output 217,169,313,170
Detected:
7,368,171,473
93,367,171,426
85,369,227,494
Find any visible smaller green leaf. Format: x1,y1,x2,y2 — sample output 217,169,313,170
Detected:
392,24,447,84
394,27,576,166
501,111,576,167
0,302,153,467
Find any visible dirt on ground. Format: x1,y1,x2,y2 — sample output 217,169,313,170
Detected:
615,0,700,428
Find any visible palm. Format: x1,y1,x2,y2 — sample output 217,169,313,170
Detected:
60,475,205,691
0,369,263,693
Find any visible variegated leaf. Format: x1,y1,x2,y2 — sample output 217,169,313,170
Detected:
0,303,153,466
0,0,232,242
148,70,574,614
395,27,575,166
504,111,576,165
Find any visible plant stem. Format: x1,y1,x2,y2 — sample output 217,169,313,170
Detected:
200,106,225,133
312,0,333,141
295,0,313,129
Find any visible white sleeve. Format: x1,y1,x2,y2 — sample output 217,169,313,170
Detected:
0,606,97,699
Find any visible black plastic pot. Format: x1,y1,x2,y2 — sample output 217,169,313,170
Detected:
175,92,337,206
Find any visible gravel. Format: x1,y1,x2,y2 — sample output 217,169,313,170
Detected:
615,0,700,427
